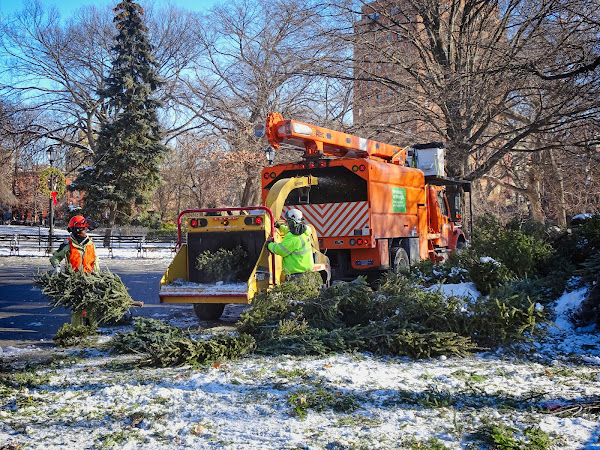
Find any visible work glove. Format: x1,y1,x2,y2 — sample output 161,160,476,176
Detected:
52,265,61,275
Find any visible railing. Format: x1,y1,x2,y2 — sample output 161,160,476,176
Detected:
0,233,177,257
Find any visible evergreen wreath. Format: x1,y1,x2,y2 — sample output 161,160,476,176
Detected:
39,167,66,198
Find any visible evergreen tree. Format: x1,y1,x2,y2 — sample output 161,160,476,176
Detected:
73,0,168,243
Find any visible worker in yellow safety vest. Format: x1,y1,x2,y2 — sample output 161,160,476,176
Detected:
267,209,313,280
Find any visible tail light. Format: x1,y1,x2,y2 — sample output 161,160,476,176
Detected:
244,216,263,225
189,218,208,228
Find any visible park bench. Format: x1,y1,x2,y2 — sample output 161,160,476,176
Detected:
0,234,55,256
105,235,148,258
0,235,20,256
0,232,175,257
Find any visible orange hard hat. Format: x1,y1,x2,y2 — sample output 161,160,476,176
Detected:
68,215,89,230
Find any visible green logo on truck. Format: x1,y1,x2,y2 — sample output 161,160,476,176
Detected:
392,187,407,212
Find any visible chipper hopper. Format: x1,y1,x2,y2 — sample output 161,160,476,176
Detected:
159,177,330,320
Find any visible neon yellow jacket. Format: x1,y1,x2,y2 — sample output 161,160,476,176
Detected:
268,225,314,275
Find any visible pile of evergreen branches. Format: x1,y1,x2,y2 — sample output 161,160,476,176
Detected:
195,246,251,282
110,318,255,367
35,267,135,327
110,270,548,365
53,323,97,347
237,272,548,357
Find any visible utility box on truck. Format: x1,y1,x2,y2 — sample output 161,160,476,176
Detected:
408,143,445,177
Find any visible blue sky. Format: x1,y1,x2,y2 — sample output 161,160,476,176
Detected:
0,0,220,18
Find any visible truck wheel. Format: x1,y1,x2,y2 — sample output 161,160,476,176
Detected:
392,247,410,273
193,303,225,321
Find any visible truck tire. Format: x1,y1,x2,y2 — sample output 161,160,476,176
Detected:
193,303,225,321
392,247,410,273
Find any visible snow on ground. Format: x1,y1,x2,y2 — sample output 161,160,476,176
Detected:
2,284,599,449
2,226,600,449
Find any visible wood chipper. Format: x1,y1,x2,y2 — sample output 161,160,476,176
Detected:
159,176,331,320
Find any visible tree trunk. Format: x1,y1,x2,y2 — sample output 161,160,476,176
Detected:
522,152,544,222
547,149,567,228
240,175,260,207
525,169,544,222
103,204,117,248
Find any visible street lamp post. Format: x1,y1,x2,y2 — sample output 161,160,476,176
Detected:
265,146,275,166
46,147,57,253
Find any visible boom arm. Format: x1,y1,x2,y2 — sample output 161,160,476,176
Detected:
264,112,407,165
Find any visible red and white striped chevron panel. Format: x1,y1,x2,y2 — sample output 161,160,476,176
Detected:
282,202,369,237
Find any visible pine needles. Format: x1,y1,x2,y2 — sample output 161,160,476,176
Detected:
110,318,255,367
35,267,135,327
195,246,251,282
107,270,548,365
145,333,256,368
238,272,548,357
53,323,97,347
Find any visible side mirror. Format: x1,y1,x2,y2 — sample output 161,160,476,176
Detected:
445,187,462,223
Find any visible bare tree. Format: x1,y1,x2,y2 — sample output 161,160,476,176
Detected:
309,0,600,225
154,135,235,219
175,0,351,206
332,0,600,203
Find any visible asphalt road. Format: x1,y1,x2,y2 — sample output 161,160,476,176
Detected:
0,256,196,349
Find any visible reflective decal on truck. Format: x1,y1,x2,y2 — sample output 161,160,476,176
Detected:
392,187,407,213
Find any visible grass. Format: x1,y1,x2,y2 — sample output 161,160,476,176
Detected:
288,387,360,419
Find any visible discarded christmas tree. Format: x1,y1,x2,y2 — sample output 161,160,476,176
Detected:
195,246,251,282
35,267,136,328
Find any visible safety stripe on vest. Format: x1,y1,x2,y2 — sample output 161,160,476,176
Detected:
277,243,292,256
291,236,311,256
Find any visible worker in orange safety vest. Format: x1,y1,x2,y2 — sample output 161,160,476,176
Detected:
50,215,98,273
49,215,98,325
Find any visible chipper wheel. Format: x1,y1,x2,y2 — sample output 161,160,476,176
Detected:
193,303,226,321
